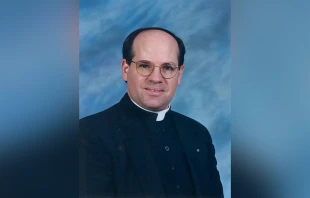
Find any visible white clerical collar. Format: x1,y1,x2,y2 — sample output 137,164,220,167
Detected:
129,97,170,121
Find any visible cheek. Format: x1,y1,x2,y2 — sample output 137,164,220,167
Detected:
167,79,179,91
127,74,137,90
130,75,144,90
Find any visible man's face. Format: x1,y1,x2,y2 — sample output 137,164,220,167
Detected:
122,30,184,111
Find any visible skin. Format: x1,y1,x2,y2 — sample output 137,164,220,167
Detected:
122,30,184,111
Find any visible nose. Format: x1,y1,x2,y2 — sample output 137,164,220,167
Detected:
148,66,163,83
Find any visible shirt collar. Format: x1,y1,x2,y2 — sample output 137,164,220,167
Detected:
129,96,170,121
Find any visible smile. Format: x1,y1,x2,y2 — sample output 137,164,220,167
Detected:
145,88,164,93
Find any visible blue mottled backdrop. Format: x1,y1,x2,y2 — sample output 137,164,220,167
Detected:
79,1,230,197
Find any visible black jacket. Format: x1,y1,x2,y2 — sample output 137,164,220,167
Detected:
79,93,223,198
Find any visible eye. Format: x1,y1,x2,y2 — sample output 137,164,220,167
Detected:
138,62,151,68
162,65,176,71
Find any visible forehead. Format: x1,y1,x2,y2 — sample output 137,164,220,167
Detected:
132,30,179,61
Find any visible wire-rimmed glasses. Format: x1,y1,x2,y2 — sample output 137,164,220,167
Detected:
131,60,179,79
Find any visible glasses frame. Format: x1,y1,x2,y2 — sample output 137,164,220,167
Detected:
130,60,180,79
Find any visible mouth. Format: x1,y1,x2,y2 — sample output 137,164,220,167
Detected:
144,88,165,96
145,88,164,92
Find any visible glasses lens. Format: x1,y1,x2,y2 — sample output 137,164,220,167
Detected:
161,63,178,78
135,61,178,78
136,61,154,76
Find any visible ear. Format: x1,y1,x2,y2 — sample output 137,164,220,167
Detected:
121,59,130,81
177,65,184,86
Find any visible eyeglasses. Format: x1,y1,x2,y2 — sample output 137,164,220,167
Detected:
130,60,179,79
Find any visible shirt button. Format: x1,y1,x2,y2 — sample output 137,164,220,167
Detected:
172,166,175,170
118,145,123,151
176,185,180,189
165,146,170,151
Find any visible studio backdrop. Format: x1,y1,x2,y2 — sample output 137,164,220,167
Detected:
79,1,230,197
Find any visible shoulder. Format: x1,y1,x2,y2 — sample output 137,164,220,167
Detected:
170,110,213,140
81,103,119,122
170,110,206,129
79,103,120,136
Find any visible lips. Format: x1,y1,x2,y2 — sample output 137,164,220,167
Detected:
144,88,165,96
145,88,164,92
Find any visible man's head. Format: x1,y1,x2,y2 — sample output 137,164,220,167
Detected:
121,27,186,111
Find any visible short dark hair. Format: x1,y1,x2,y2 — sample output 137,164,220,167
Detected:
122,27,186,67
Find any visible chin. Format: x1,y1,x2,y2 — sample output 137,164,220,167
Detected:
144,102,166,111
140,94,169,110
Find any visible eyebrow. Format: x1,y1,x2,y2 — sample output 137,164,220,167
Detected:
138,60,177,65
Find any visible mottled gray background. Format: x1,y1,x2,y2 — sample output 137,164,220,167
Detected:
79,0,230,197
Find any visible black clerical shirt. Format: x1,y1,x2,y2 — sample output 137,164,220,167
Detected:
130,99,196,198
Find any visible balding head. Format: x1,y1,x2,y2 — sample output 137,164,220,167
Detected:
132,30,179,65
122,27,186,67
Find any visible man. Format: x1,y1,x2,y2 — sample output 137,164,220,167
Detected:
80,27,223,198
